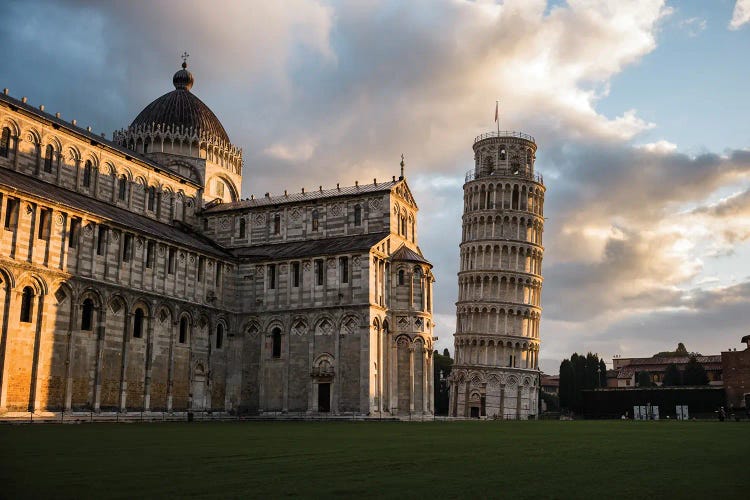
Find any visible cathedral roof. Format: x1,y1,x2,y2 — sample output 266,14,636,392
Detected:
390,244,432,266
129,61,231,144
205,180,402,213
0,167,230,258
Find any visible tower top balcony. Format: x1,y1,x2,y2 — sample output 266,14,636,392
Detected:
473,131,535,146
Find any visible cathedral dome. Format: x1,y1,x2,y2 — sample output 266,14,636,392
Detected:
129,61,230,144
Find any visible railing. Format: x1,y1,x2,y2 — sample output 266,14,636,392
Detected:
465,169,544,184
474,131,536,144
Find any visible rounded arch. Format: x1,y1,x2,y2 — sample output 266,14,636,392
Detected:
206,173,239,202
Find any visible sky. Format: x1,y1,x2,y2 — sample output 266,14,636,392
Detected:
2,0,749,374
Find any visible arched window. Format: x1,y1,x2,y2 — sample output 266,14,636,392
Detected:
179,317,188,343
20,286,34,323
143,139,150,154
311,210,319,232
44,145,54,172
238,218,246,238
272,328,282,358
81,298,94,331
216,324,224,349
0,127,10,158
512,185,519,209
499,145,507,161
118,175,127,201
398,269,405,285
82,160,92,188
273,213,281,234
147,186,156,211
133,308,144,338
354,204,362,226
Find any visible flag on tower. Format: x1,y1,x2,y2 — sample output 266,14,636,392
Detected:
495,100,499,123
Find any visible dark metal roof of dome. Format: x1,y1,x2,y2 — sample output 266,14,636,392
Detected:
129,62,230,144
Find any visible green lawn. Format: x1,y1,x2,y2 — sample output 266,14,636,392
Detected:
1,420,748,499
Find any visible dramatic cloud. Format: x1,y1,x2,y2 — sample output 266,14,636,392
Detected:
729,0,750,29
1,0,747,374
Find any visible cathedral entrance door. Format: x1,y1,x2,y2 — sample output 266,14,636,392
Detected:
318,383,331,412
470,406,480,419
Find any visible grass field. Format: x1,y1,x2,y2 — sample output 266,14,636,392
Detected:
1,420,748,499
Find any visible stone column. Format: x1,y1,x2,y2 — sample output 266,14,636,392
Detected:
408,345,415,414
29,291,46,412
92,305,106,412
63,298,79,412
143,315,155,411
516,384,522,420
499,385,505,420
118,312,131,412
166,320,176,412
12,136,21,171
389,338,397,413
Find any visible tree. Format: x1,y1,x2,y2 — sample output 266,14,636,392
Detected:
663,363,681,386
637,371,653,388
559,359,575,410
433,349,454,415
683,356,709,386
598,359,607,388
558,352,606,412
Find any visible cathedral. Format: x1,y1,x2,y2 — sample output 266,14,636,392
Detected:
0,60,435,417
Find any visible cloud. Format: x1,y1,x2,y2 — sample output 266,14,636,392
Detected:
678,16,707,37
729,0,750,30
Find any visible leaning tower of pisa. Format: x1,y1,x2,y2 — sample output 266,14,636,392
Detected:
449,130,545,419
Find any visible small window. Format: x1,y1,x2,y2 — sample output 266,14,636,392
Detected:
215,261,222,286
354,205,362,226
339,257,349,284
81,298,94,331
145,241,155,269
292,262,300,288
97,225,107,255
38,208,51,240
238,218,246,238
499,145,507,161
143,140,150,154
122,233,132,262
147,186,156,211
398,269,405,285
203,218,209,231
168,247,176,274
44,145,54,172
197,256,205,282
4,198,18,229
68,217,81,248
216,324,224,349
272,328,281,358
273,214,281,235
214,179,224,197
133,308,144,338
82,160,92,188
312,209,319,232
118,175,127,201
268,264,276,289
20,286,34,323
0,127,10,158
315,259,324,286
179,317,189,344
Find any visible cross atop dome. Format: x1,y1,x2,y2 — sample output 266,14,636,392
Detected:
181,51,189,69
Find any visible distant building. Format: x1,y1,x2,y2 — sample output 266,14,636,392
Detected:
721,336,750,411
612,355,723,387
540,374,558,395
